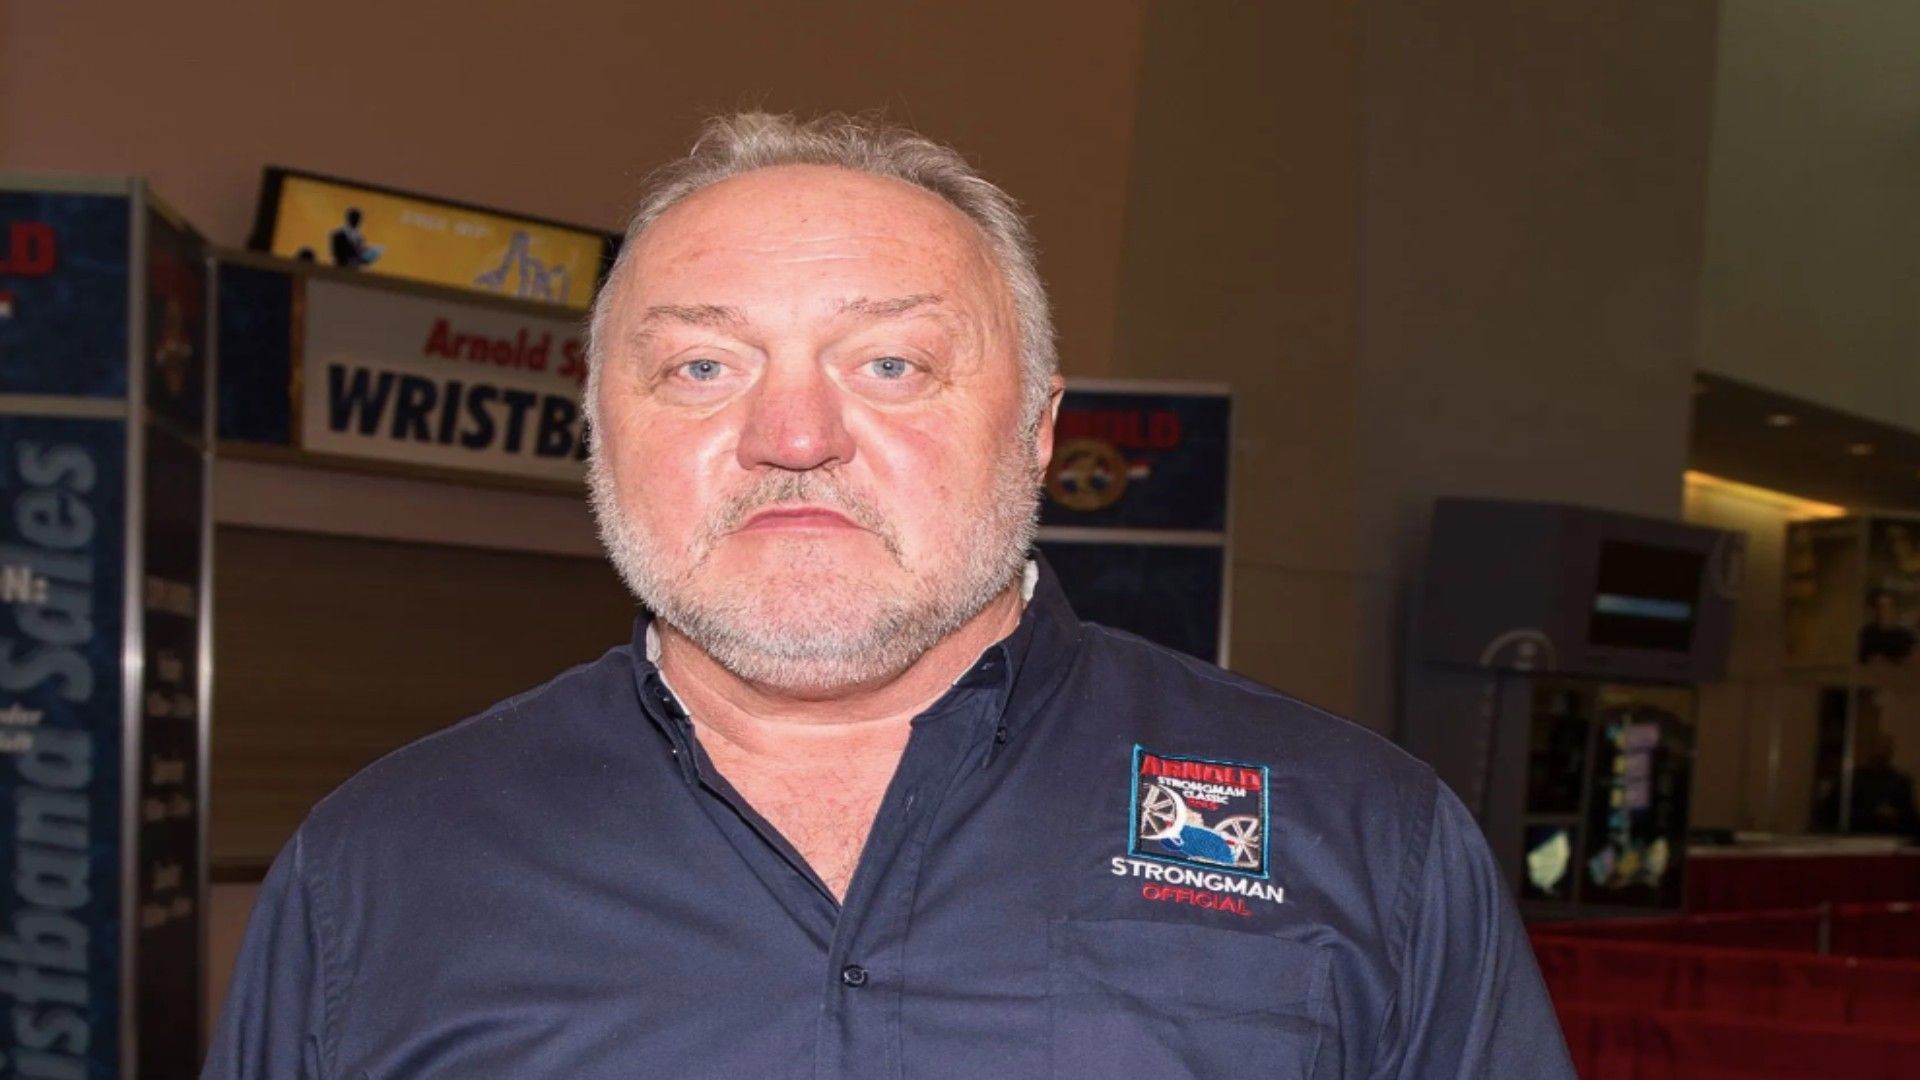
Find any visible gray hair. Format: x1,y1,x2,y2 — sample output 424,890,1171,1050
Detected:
586,111,1057,427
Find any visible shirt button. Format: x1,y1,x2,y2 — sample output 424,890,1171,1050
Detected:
840,964,870,989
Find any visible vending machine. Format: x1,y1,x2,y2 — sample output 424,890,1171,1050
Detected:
1403,499,1743,918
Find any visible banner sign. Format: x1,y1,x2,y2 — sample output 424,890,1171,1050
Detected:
144,205,208,432
299,277,590,482
1038,540,1226,662
1040,389,1230,533
132,422,205,1075
1039,382,1232,664
0,415,128,1080
0,190,131,399
249,168,613,311
1,177,209,1078
213,261,296,446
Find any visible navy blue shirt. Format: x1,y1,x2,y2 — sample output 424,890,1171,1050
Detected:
205,563,1574,1078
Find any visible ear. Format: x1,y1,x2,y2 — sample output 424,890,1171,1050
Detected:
1031,375,1067,478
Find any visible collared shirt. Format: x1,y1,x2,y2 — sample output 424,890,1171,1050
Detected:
205,561,1574,1079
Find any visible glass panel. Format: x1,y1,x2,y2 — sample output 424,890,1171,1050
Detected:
1527,682,1592,815
1583,683,1694,908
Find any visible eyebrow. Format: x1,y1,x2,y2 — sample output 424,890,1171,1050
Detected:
636,303,747,329
836,293,947,319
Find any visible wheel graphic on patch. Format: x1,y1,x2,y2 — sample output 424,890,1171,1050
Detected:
1130,746,1271,878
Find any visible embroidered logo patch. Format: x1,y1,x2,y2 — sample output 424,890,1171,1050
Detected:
1128,745,1270,878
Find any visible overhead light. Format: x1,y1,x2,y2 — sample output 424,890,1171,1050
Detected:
1848,442,1876,456
1766,413,1798,428
1683,471,1845,518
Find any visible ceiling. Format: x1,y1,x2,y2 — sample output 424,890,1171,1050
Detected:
1691,373,1920,513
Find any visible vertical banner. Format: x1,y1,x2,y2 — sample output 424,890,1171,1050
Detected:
1037,382,1232,664
0,178,209,1078
134,202,208,1076
0,415,127,1080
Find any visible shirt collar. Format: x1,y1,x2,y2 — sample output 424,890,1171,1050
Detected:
628,554,1083,766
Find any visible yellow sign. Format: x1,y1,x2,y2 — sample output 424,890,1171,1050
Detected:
259,172,608,311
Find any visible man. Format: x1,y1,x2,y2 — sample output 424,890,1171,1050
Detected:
207,113,1574,1078
1850,730,1920,837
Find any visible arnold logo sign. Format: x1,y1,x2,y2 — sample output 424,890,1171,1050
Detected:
1129,746,1270,879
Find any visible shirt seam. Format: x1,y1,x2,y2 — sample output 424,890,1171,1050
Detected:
296,827,346,1080
1374,779,1441,1078
995,617,1083,727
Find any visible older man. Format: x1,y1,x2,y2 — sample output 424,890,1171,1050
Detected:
207,114,1574,1078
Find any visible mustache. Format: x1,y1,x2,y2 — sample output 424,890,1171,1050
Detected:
700,471,903,559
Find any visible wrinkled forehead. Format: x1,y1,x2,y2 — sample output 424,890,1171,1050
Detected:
612,165,1013,327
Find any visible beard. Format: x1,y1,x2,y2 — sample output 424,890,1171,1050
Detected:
588,436,1041,694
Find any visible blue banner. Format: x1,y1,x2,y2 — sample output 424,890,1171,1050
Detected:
214,261,295,445
1039,541,1225,663
0,192,131,400
1041,390,1230,532
0,415,127,1080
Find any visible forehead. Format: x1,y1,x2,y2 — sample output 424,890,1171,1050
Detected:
620,165,1003,307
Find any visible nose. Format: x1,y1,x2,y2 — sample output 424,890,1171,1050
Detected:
735,359,855,472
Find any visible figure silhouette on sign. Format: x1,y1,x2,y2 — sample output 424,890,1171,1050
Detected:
329,207,382,270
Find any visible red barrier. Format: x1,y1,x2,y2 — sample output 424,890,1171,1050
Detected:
1831,902,1920,960
1558,1003,1920,1079
1531,902,1920,1073
1688,852,1920,913
1538,901,1920,959
1530,935,1920,1024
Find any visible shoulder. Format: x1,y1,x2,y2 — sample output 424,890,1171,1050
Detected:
1075,621,1437,797
295,644,643,849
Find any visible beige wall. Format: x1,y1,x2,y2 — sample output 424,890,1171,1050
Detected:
1111,2,1720,736
1697,1,1920,429
1359,1,1719,731
1114,1,1363,711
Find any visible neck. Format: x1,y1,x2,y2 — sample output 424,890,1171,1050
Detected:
655,585,1025,757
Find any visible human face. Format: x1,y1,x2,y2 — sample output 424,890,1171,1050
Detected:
590,165,1055,692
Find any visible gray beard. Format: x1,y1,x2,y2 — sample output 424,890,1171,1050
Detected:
587,442,1040,694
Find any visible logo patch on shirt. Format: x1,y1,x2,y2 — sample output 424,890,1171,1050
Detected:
1128,745,1270,879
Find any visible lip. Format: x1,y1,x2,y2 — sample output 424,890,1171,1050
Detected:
738,505,863,532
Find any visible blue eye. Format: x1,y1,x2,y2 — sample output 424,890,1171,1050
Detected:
868,356,912,379
683,358,723,381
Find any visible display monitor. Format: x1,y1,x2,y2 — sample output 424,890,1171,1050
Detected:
1588,541,1705,652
